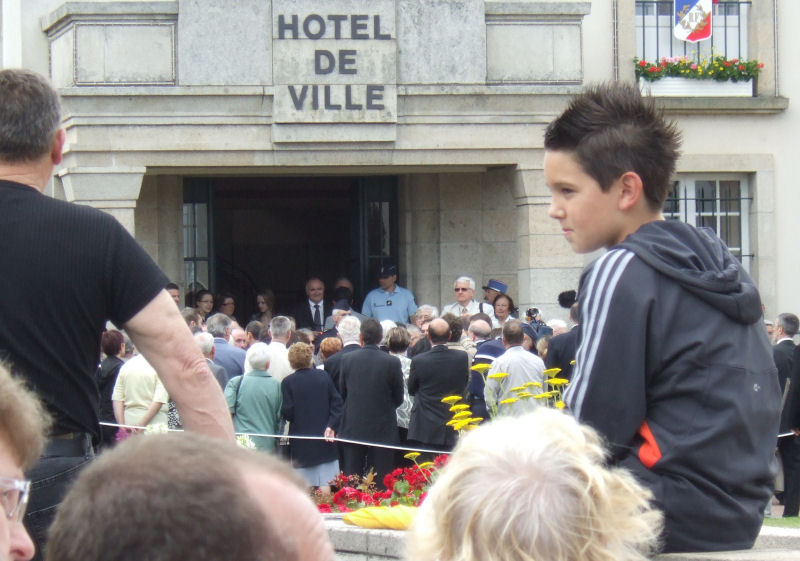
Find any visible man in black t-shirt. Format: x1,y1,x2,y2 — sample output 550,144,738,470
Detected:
0,68,234,560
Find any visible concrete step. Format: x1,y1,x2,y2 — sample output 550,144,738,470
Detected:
325,515,800,561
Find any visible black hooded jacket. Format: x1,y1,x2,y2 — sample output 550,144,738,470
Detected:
566,220,780,553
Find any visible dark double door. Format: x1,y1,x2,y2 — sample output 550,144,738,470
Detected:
183,175,397,320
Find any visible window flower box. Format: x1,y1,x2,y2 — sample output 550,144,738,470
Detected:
634,56,762,97
638,77,754,97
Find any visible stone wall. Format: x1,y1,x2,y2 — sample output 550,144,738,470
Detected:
400,170,518,313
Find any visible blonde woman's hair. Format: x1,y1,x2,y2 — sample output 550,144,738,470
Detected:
407,408,662,561
287,342,313,370
0,363,51,469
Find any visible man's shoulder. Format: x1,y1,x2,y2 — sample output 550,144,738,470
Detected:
774,340,796,358
291,301,310,313
549,328,577,347
415,345,467,362
207,359,225,372
3,182,116,224
441,302,457,313
353,346,398,363
443,345,469,358
364,287,385,298
506,346,543,366
393,285,413,296
217,342,246,357
120,354,155,375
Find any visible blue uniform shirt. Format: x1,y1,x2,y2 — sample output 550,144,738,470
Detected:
362,285,417,323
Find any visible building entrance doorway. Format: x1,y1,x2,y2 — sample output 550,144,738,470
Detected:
183,175,397,323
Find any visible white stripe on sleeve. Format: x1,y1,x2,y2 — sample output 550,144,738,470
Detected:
565,249,635,418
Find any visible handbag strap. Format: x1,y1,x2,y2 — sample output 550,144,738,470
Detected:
232,375,245,418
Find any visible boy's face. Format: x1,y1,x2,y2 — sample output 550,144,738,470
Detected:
544,150,627,254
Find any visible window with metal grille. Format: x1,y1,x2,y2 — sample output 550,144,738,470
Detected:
635,1,752,62
663,175,752,270
183,180,213,298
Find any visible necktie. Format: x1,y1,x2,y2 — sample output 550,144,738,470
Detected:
313,304,321,331
461,307,468,315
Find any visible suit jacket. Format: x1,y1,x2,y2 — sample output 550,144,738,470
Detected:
338,345,404,444
408,336,431,358
323,343,361,389
545,326,579,381
407,345,469,446
212,338,246,380
774,339,795,393
782,345,800,432
206,358,229,389
292,300,331,331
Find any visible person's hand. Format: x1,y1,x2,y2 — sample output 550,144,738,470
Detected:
324,427,335,442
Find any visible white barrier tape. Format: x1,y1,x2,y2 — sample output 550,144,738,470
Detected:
99,421,451,455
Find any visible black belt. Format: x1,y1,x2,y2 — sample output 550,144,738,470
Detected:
44,432,94,458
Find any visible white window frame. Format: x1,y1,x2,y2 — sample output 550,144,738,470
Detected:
664,174,752,272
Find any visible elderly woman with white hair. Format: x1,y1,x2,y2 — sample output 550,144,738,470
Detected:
224,342,282,452
407,408,662,561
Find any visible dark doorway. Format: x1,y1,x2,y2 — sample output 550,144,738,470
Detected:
183,175,397,324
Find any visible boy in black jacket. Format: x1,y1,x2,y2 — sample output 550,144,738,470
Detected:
543,82,780,553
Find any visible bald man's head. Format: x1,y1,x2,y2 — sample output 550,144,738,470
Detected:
428,318,451,345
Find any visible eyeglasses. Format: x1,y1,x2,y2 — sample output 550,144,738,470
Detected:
454,287,470,292
0,476,30,522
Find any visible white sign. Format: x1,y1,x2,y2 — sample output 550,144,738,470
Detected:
272,0,397,124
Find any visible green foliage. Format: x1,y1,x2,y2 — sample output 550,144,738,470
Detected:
634,56,764,83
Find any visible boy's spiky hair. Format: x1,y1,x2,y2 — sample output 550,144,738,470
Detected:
544,82,682,210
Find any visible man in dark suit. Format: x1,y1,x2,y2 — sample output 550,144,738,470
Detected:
774,313,800,515
206,313,246,381
779,345,800,517
545,303,580,381
337,318,404,484
292,277,330,332
194,332,231,389
407,318,469,454
774,313,798,392
322,314,362,389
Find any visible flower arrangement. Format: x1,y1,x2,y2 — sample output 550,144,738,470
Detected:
315,454,448,514
317,363,571,518
464,364,568,418
634,55,764,83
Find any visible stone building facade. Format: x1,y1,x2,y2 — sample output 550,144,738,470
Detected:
1,0,796,321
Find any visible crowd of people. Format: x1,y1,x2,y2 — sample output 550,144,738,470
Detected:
0,68,789,561
102,274,576,485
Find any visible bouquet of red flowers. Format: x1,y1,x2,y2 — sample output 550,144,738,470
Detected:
316,454,449,513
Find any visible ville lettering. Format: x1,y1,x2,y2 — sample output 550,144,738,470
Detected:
287,85,385,111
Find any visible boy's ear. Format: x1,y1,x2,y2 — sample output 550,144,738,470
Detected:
616,171,644,211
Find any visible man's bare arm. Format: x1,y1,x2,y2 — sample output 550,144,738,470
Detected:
136,400,165,430
113,400,125,426
123,290,234,439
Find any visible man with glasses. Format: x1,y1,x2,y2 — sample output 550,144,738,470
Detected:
0,364,49,561
442,276,496,323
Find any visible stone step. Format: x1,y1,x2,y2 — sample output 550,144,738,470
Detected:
325,516,800,561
